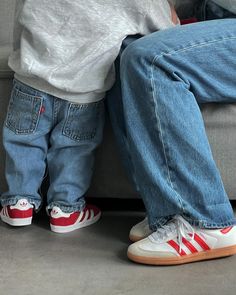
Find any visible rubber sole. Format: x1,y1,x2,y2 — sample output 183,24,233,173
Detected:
127,245,236,265
50,212,101,233
0,214,32,226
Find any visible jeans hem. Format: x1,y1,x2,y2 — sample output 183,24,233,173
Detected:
183,215,236,229
0,195,41,210
150,214,236,230
150,215,173,231
46,199,86,213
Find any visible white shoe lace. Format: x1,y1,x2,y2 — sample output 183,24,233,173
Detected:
151,215,195,252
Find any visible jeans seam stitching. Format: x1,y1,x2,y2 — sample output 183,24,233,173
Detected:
152,36,236,62
150,58,184,211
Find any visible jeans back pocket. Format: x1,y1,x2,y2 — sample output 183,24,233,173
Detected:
63,101,104,141
6,87,43,134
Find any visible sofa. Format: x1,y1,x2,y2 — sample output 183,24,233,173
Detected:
1,0,236,200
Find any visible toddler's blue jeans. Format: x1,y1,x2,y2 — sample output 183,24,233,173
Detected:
1,79,104,212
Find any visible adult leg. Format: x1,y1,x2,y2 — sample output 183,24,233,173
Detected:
120,19,236,230
106,36,141,190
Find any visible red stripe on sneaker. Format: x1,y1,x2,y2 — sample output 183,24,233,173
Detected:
220,226,233,234
87,209,91,220
182,237,198,254
167,240,187,256
79,210,87,223
191,234,211,251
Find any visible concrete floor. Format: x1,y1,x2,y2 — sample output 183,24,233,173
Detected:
0,209,236,295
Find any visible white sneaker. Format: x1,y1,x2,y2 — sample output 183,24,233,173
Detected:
0,199,34,226
129,217,152,242
127,215,236,265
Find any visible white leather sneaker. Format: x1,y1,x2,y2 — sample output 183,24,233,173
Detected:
128,215,236,265
129,217,152,242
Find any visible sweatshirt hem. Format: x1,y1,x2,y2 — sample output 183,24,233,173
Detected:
14,74,105,104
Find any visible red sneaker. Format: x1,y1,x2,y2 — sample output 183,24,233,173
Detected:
0,199,33,226
50,205,101,233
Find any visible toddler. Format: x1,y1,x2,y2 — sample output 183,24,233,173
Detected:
0,0,177,233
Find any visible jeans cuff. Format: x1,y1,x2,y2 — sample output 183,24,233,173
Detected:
0,195,42,210
149,215,173,231
46,199,86,213
183,215,236,229
150,214,236,230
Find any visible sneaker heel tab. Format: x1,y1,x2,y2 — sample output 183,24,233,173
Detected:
220,226,234,235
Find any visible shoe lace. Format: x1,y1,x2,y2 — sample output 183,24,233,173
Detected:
151,215,195,253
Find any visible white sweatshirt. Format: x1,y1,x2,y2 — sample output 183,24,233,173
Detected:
9,0,175,103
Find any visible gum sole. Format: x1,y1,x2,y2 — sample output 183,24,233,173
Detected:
127,245,236,265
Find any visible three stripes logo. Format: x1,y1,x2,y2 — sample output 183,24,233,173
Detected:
167,227,233,256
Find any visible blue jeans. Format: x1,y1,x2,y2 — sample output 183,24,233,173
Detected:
1,79,104,212
107,19,236,229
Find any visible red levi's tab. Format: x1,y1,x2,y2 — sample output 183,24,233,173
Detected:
40,105,45,114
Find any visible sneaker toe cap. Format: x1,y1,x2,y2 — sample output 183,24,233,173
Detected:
128,238,177,258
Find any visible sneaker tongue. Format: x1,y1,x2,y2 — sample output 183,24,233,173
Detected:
150,215,195,245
